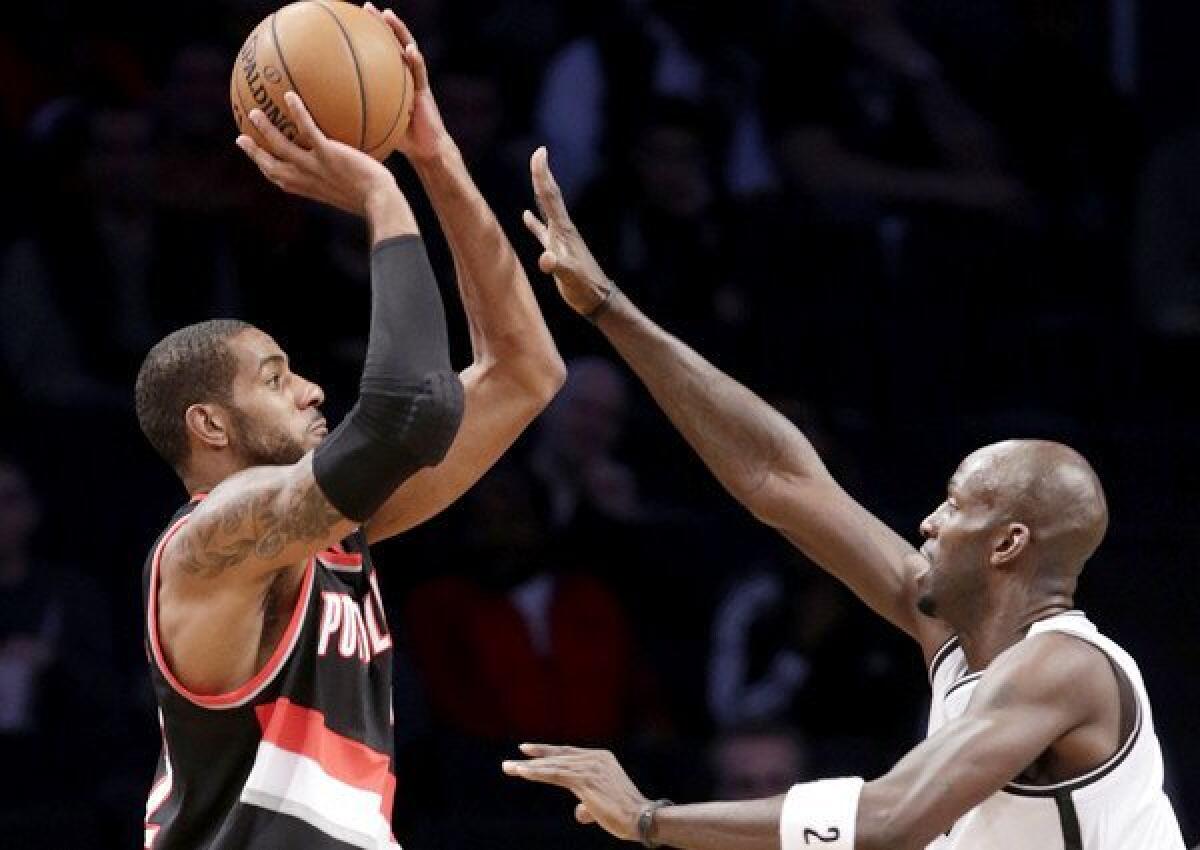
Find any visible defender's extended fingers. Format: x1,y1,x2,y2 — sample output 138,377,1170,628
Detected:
519,743,580,758
282,91,326,150
523,209,549,245
538,251,560,275
531,147,572,226
501,758,578,788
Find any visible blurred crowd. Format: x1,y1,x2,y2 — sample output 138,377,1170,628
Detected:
1,0,1197,847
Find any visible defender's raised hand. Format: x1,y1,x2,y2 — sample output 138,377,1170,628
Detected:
503,744,651,842
236,91,408,222
364,3,449,163
522,147,616,318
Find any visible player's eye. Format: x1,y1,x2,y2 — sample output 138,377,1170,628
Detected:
267,374,282,389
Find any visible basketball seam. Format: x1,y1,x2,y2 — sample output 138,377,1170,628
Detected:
368,51,409,154
367,40,410,153
311,0,368,150
269,12,318,135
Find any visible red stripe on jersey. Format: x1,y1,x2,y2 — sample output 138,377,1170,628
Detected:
255,698,394,797
317,549,363,569
382,770,397,821
146,514,316,709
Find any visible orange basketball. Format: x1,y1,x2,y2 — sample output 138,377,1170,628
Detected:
231,0,414,161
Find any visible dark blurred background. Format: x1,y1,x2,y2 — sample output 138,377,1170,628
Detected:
0,0,1197,846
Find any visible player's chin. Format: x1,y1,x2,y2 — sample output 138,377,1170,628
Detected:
304,427,328,450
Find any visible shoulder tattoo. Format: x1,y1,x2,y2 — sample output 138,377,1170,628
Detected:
177,478,343,577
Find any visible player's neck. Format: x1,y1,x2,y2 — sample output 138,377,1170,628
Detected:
183,456,245,498
956,595,1073,671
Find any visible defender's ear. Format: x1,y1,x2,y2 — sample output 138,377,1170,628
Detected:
991,522,1030,567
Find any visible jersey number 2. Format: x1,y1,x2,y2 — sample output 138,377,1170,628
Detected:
804,826,841,844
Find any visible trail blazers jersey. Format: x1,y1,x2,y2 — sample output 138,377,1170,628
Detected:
926,611,1184,850
142,498,401,850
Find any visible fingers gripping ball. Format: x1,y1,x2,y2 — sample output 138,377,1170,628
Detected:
231,0,415,160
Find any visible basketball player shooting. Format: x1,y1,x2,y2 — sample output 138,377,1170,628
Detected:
502,155,1186,848
135,10,564,849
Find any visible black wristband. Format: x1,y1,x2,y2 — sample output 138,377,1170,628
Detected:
637,799,673,848
584,279,619,322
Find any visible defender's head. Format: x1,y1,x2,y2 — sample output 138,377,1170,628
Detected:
135,320,327,485
913,440,1108,625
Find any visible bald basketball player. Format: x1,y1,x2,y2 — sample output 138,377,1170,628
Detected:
502,154,1185,848
136,11,564,849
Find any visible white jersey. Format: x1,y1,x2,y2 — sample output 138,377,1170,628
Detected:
925,611,1185,850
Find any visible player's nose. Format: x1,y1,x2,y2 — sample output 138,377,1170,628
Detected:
297,377,325,408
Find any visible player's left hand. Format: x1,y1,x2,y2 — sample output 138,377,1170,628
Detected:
503,744,650,842
364,3,450,163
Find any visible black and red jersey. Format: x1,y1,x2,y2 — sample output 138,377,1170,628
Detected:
141,497,400,850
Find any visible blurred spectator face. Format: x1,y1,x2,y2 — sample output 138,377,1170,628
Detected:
711,730,809,799
85,107,154,209
439,71,502,165
467,464,550,588
164,44,230,142
471,465,544,552
540,358,629,466
0,463,39,554
633,123,712,218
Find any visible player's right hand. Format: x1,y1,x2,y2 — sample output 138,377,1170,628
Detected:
503,744,648,842
522,147,616,317
236,91,408,220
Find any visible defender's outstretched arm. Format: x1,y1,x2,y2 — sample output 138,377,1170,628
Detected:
522,149,950,661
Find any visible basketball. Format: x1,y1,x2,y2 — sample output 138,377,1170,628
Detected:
231,0,414,160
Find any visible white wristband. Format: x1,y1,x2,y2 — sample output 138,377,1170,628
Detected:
780,777,864,850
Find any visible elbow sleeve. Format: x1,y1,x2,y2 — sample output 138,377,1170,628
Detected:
313,370,465,522
313,234,464,523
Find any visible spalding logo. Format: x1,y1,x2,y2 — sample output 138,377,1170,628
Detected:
238,32,298,141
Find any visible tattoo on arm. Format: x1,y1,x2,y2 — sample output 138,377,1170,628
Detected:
179,478,344,578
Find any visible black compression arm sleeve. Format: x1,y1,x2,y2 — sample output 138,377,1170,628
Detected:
363,235,454,386
313,236,465,522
